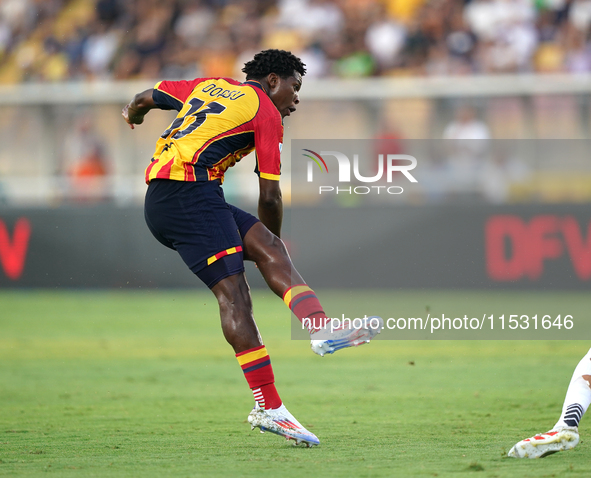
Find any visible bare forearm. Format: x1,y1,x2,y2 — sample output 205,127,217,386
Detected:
128,93,153,119
258,196,283,238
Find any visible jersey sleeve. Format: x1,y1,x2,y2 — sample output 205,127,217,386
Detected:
152,79,207,111
253,114,283,181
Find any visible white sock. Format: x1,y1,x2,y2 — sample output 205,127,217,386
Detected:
554,347,591,429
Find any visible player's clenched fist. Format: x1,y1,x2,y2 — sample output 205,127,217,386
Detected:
122,103,144,129
122,89,155,129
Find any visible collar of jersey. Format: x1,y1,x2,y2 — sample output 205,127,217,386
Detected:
244,80,265,91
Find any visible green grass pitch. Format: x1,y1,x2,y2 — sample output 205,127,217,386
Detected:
1,290,589,477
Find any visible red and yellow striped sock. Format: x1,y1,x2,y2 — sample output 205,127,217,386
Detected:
283,284,330,333
236,345,282,410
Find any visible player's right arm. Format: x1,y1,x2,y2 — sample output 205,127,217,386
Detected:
122,89,156,129
122,79,205,129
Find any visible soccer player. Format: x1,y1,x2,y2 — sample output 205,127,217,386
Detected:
121,49,381,447
508,347,591,458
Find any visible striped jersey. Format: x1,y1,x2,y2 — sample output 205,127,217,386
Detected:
144,77,283,184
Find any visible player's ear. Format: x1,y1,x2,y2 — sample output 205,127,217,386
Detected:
267,73,280,90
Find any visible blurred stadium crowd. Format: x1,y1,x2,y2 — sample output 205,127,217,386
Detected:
0,0,590,83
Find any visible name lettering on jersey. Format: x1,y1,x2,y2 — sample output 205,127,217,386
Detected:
201,83,245,100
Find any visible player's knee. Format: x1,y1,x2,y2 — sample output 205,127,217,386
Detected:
246,234,287,266
215,278,252,314
218,289,251,310
213,271,248,297
266,235,289,262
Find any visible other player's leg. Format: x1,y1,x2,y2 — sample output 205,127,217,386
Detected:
508,347,591,458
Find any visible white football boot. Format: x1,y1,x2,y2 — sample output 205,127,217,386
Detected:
248,403,320,447
310,316,383,357
507,427,579,458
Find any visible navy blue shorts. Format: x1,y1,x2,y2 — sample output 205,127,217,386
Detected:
144,179,260,289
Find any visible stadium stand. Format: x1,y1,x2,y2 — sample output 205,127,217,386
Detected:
0,0,589,84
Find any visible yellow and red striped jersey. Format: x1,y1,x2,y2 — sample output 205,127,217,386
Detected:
145,77,283,184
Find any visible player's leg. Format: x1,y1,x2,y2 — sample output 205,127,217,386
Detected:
146,181,284,412
210,271,261,353
236,216,382,354
239,222,324,326
508,347,591,458
145,180,318,445
552,347,591,430
228,206,326,328
206,266,319,446
207,268,281,410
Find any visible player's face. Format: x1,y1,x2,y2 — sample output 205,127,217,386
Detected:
268,72,301,119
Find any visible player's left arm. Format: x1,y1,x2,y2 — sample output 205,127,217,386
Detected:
258,177,283,238
253,108,284,236
122,89,156,129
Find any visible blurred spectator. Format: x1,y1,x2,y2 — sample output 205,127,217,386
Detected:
365,10,406,72
296,45,329,78
277,0,344,37
63,114,109,202
479,144,530,203
565,28,591,72
373,117,404,181
569,0,591,32
82,23,120,78
466,0,538,72
443,104,491,194
174,1,215,48
1,0,35,38
443,105,491,141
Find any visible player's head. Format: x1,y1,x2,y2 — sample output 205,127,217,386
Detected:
242,49,306,119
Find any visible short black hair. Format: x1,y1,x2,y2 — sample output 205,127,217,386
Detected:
242,49,306,80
